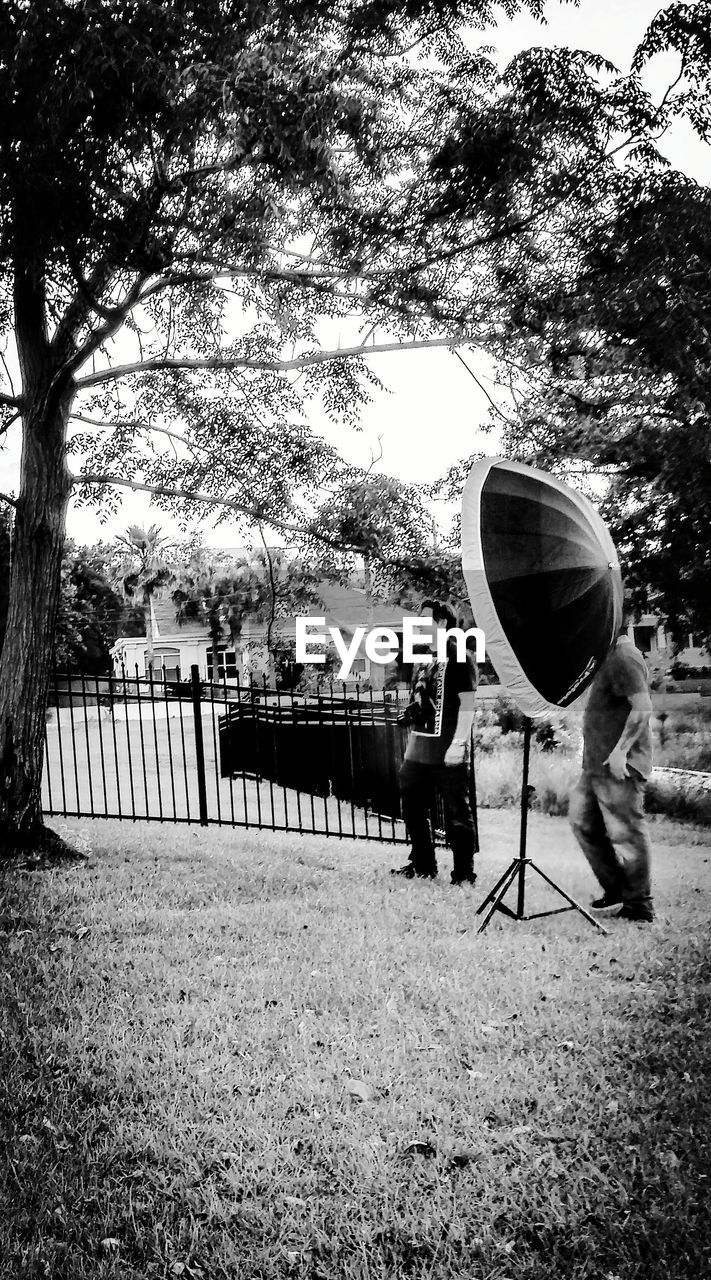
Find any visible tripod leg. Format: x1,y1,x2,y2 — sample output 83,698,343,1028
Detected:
476,860,521,933
477,720,532,924
476,858,520,915
527,861,608,934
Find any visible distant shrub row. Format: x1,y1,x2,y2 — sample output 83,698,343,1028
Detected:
474,742,711,826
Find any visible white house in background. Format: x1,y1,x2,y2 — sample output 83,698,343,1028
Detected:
110,584,423,689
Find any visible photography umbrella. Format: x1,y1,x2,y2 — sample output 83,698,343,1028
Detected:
462,457,623,718
461,458,622,932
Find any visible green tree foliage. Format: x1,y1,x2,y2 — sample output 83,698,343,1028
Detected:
487,173,711,646
453,1,711,644
112,524,175,670
311,474,432,600
1,0,553,839
4,0,701,840
0,530,129,672
172,543,325,682
53,545,128,674
386,548,474,623
249,546,325,679
171,546,238,676
173,553,268,677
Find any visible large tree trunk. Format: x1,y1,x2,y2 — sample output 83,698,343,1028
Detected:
0,397,73,842
0,251,74,847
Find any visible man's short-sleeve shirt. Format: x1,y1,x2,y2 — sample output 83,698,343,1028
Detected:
582,638,652,779
404,641,477,766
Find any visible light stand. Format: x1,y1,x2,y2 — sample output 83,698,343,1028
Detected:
476,718,607,935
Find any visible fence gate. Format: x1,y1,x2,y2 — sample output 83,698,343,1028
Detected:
43,666,478,846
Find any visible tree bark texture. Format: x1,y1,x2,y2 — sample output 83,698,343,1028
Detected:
0,251,74,842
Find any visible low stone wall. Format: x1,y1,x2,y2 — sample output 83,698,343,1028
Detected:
647,766,711,824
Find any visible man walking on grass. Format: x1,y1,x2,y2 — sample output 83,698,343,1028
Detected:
569,612,654,922
392,600,478,886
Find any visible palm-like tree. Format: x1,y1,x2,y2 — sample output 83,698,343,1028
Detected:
172,558,227,680
114,524,174,673
171,550,249,680
171,551,267,682
219,559,272,681
172,546,324,686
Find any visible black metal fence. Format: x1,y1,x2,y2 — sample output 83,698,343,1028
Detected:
43,666,478,846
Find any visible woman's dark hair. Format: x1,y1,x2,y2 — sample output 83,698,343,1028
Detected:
421,598,457,629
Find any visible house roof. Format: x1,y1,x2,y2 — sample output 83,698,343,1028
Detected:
153,596,190,636
304,584,417,635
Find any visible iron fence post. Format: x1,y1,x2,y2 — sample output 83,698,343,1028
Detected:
191,664,209,826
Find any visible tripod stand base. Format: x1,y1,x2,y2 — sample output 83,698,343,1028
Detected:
476,857,607,934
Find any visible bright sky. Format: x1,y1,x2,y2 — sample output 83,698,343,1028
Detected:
1,0,707,548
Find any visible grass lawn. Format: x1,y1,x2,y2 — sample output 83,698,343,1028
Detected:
1,810,710,1279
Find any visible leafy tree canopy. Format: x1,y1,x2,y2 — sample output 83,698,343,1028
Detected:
53,543,131,673
1,0,600,557
3,0,705,839
429,0,711,645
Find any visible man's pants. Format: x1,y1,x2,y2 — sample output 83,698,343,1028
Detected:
569,770,653,913
399,759,477,878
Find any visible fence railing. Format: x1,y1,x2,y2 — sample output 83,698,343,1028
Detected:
43,666,478,846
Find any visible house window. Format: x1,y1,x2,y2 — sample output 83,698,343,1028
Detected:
207,647,239,683
148,648,181,681
350,658,367,675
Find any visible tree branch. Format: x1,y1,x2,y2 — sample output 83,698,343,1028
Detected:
61,275,147,380
453,350,514,425
138,261,351,304
70,472,396,558
0,491,17,509
0,391,20,408
0,349,18,401
53,261,115,360
0,410,20,437
71,471,319,541
75,337,471,389
69,262,131,322
70,411,195,452
365,435,384,474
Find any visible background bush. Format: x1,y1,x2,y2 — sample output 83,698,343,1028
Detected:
473,694,711,825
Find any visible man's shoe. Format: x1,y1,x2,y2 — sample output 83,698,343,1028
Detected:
391,864,437,880
451,871,477,887
590,895,623,915
617,905,655,923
